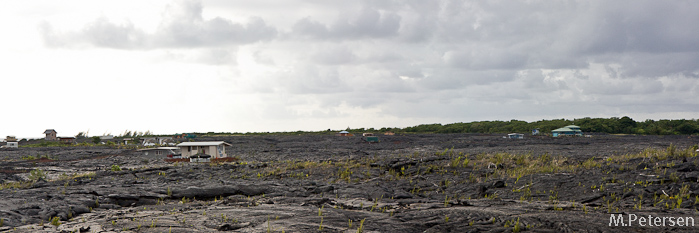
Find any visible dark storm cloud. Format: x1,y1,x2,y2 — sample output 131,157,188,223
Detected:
39,0,276,49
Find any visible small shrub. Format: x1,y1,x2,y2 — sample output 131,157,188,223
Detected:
28,169,46,181
110,165,122,171
51,217,61,227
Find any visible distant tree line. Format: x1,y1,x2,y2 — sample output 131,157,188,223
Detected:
386,117,699,135
71,117,697,138
191,117,699,136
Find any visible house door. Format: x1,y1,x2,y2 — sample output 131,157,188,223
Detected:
217,145,224,158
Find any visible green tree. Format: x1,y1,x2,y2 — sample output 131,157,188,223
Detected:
677,123,698,134
619,116,636,134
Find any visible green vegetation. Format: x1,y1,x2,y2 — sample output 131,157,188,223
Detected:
110,165,122,172
101,116,699,137
21,141,72,148
50,216,61,227
119,130,154,137
131,116,699,136
161,117,682,136
356,218,365,233
402,116,699,135
14,117,699,150
28,169,46,181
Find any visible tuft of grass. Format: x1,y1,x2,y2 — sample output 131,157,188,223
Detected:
318,216,324,231
28,168,46,181
512,217,521,232
51,217,61,227
356,218,366,233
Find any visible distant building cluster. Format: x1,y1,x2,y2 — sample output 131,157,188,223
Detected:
2,126,590,160
43,129,75,144
504,125,585,139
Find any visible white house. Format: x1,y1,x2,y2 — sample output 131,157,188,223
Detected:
138,147,180,157
5,142,18,148
176,141,232,159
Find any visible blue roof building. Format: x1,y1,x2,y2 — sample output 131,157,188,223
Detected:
552,125,583,137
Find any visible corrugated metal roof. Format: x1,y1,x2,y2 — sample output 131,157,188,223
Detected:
176,141,231,147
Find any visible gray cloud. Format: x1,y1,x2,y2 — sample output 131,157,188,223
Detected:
36,0,699,123
81,17,146,49
310,45,357,65
273,64,350,94
291,7,401,40
577,1,699,55
39,0,277,49
443,49,528,70
252,50,275,65
154,0,276,47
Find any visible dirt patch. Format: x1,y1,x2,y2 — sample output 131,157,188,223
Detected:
0,168,28,174
31,158,54,163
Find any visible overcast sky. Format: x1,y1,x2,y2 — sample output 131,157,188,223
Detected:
2,0,698,139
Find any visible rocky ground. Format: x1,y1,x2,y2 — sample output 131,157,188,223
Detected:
1,134,699,232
